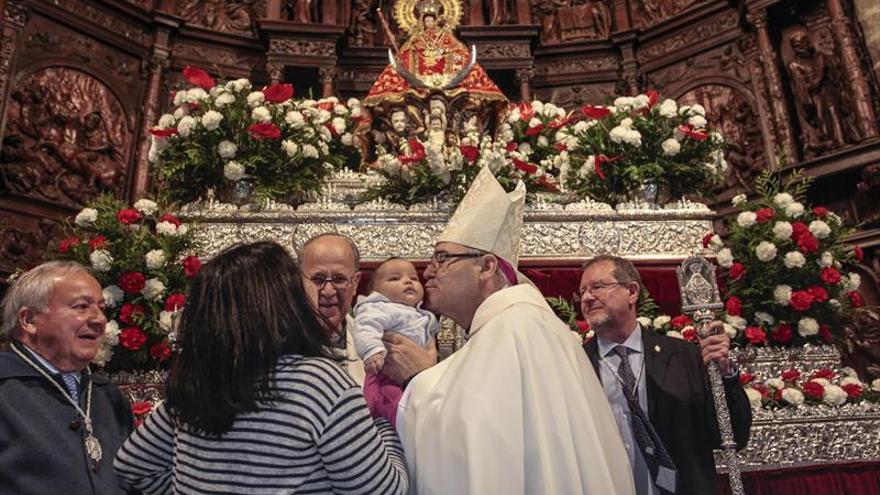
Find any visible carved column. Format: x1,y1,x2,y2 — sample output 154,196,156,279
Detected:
515,67,534,102
319,66,336,97
741,36,780,169
0,0,27,151
266,0,282,20
515,1,531,25
747,10,797,163
469,0,484,25
826,0,878,138
132,20,177,198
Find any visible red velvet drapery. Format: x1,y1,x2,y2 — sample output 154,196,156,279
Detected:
719,462,880,495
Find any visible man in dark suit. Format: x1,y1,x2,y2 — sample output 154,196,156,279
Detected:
580,255,751,495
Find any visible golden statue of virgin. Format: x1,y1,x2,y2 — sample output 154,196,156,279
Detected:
358,0,508,160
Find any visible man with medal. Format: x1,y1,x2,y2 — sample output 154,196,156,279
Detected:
579,256,752,494
1,261,134,494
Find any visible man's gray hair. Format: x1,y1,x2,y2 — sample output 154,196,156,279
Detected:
298,233,361,271
1,261,89,337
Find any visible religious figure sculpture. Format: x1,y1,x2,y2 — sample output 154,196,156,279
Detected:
487,0,513,25
785,28,859,158
348,0,378,46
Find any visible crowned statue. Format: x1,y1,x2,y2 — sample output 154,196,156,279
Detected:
359,0,508,160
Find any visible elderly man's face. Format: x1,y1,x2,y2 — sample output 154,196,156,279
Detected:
579,260,637,336
300,236,361,334
422,242,482,323
24,271,107,372
390,111,407,134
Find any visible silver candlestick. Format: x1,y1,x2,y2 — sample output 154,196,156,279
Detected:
676,255,745,495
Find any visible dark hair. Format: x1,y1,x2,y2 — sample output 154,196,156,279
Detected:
299,232,361,271
581,255,643,303
367,256,408,293
166,241,333,435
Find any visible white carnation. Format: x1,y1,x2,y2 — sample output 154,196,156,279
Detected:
797,317,819,337
785,202,805,217
661,138,681,156
809,220,831,239
666,330,683,339
781,388,804,406
142,278,165,301
723,323,737,339
172,106,188,120
813,378,831,387
829,298,842,311
185,87,208,102
145,249,167,270
201,110,223,130
302,144,319,159
217,140,237,159
157,113,175,128
636,316,652,328
251,106,271,123
819,251,834,268
285,111,306,127
613,96,635,110
690,104,706,116
104,320,120,346
844,273,861,291
657,99,677,118
823,385,847,406
724,314,747,330
756,241,778,262
156,221,178,236
732,194,747,207
716,248,734,268
774,285,792,305
773,221,793,240
872,378,880,391
737,211,757,227
332,117,346,135
783,251,806,269
754,311,775,325
75,208,99,226
688,115,707,128
773,192,794,207
652,315,671,328
177,116,197,138
341,133,353,146
158,310,174,332
133,199,158,216
223,161,245,181
745,387,763,408
841,376,862,387
246,91,265,107
226,79,251,92
281,140,299,157
214,93,235,107
102,285,124,308
89,250,113,272
766,378,785,390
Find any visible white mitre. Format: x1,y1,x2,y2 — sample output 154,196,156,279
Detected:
437,166,526,273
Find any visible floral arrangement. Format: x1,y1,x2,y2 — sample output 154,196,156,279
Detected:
742,367,880,410
546,296,592,344
365,100,565,206
55,195,199,372
707,171,863,348
149,66,362,204
562,91,726,205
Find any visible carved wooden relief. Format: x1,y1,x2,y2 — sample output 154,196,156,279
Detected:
1,67,129,208
535,56,617,78
177,0,262,35
678,85,765,191
638,9,739,63
532,0,613,44
853,0,880,83
52,0,149,45
536,82,617,109
0,216,58,275
630,0,707,29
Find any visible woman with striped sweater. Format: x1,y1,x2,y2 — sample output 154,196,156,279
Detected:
113,241,409,494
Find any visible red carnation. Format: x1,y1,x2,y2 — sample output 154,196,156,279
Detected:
820,267,841,285
771,323,793,344
806,285,829,303
164,293,187,312
119,303,145,325
399,139,426,164
682,327,698,342
118,271,146,294
58,236,80,254
524,123,545,137
755,207,775,223
812,206,829,217
670,315,693,330
744,326,767,345
853,245,864,262
803,380,824,399
131,401,152,416
797,232,819,253
789,290,815,311
739,372,755,386
791,221,809,240
549,116,575,130
819,324,833,343
646,90,660,108
553,142,568,152
512,158,538,175
678,124,708,141
262,83,293,103
119,326,147,350
594,154,620,181
460,145,479,162
849,291,864,308
575,320,590,334
729,262,746,280
183,255,202,278
149,127,178,138
150,340,173,361
116,208,142,225
781,369,801,382
505,141,518,152
88,235,108,251
701,232,714,248
725,297,742,316
752,383,769,397
182,65,215,90
842,383,863,399
159,213,181,227
580,105,611,119
812,368,835,380
248,122,281,140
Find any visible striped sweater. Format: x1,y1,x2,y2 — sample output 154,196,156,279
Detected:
113,356,409,494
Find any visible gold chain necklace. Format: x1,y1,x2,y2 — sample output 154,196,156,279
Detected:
10,342,103,471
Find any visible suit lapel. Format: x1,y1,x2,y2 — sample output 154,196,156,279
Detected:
584,338,601,383
643,330,673,422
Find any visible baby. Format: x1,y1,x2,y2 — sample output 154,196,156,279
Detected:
353,257,439,425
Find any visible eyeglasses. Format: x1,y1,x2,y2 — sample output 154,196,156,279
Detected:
577,281,627,300
308,273,355,290
428,251,483,270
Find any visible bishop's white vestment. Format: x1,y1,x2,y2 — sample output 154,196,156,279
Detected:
397,284,635,494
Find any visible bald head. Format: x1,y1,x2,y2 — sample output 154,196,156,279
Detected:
299,234,361,335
